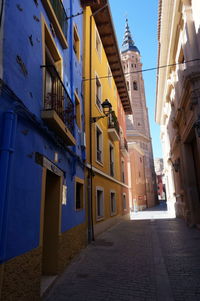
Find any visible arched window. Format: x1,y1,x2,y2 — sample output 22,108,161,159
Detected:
133,81,138,90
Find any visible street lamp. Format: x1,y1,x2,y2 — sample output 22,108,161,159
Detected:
90,99,112,123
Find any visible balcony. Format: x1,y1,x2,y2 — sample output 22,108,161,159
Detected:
41,0,68,49
41,65,76,145
108,111,120,141
120,137,128,156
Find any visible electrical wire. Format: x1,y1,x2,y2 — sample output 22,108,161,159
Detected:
82,58,200,81
66,11,83,20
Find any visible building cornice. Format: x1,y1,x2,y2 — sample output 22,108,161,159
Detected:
89,0,132,114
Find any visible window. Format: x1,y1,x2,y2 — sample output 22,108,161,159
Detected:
96,29,101,59
121,160,125,183
75,91,81,129
109,144,114,176
133,81,138,90
108,65,112,87
127,81,130,91
95,76,102,110
96,126,103,163
122,194,127,210
96,188,104,220
110,192,117,216
41,0,68,48
43,22,63,114
131,64,133,68
75,178,84,210
73,24,80,60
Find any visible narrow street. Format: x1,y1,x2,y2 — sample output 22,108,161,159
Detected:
43,203,200,301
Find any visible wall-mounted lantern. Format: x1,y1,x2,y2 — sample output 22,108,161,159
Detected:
90,99,112,123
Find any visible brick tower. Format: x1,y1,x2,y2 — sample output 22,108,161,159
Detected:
121,19,157,208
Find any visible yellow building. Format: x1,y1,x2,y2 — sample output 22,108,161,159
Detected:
82,0,132,239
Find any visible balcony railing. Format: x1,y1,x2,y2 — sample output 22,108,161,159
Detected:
42,65,74,134
108,111,120,135
49,0,68,39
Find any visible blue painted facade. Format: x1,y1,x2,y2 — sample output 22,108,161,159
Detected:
0,0,85,263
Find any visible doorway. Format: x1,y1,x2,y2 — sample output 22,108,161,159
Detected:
42,169,61,275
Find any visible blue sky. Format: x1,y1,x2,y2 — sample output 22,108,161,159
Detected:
109,0,162,159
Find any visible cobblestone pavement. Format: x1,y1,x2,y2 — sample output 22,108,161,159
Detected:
43,204,200,301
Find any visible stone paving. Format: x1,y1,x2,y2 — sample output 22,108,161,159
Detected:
43,203,200,301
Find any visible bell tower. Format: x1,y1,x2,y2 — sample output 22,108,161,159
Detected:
121,19,157,207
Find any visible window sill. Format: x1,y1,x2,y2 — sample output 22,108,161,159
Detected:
96,159,104,167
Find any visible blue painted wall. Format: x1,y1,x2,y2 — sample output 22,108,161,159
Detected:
0,0,85,262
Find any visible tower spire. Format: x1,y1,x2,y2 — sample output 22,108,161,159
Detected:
121,18,140,54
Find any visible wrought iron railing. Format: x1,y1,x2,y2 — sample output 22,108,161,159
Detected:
108,111,120,135
42,65,74,134
49,0,68,39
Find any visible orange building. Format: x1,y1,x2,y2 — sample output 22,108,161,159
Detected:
128,144,147,211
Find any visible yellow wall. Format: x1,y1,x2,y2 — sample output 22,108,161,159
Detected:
83,6,120,180
83,7,127,226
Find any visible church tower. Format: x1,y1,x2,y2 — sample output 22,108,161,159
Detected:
121,19,157,208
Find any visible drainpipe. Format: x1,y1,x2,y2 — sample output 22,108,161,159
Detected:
0,111,17,262
88,3,108,242
69,0,74,103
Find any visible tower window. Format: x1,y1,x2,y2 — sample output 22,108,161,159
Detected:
133,81,138,90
